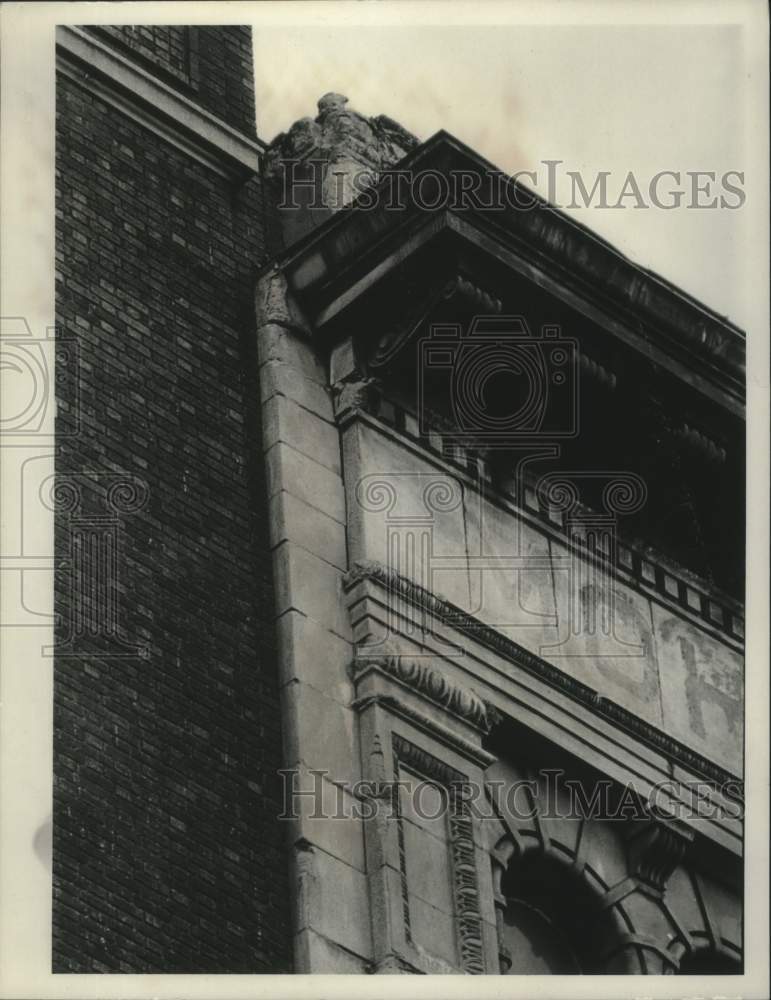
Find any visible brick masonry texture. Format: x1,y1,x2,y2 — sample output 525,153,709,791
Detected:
95,26,192,84
53,34,290,972
85,25,258,135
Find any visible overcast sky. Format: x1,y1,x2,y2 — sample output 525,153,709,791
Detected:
252,8,765,334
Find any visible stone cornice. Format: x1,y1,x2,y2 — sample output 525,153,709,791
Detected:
367,273,503,371
275,134,744,413
353,689,497,769
56,26,263,181
344,560,743,789
350,652,499,734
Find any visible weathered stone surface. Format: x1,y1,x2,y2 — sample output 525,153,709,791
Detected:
273,540,351,639
626,817,693,891
329,335,358,385
367,863,415,966
283,764,366,872
350,657,497,751
275,609,353,704
257,322,326,385
401,824,454,915
263,393,341,473
664,863,744,966
344,424,472,612
266,442,346,524
484,749,744,974
293,929,369,973
652,604,742,774
259,90,745,981
333,376,380,422
622,890,680,949
547,537,664,729
409,896,458,966
260,359,333,422
265,92,419,190
479,916,502,975
294,844,373,958
463,492,558,655
474,845,500,928
269,490,347,571
588,826,637,895
666,866,708,938
281,677,360,787
264,93,420,243
344,423,744,752
255,269,310,332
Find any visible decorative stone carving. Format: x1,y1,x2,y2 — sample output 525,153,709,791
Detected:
266,93,418,176
332,375,380,421
391,734,486,974
255,266,310,333
293,838,317,934
578,353,617,391
368,731,387,786
445,275,503,314
265,92,419,214
626,817,694,892
263,93,420,244
351,653,498,734
494,905,513,974
675,422,727,464
344,560,741,787
447,783,486,974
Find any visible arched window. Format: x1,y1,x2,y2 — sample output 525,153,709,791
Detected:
499,852,608,974
501,898,583,974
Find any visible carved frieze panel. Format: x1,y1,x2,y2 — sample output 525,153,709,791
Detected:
391,734,485,974
350,652,498,974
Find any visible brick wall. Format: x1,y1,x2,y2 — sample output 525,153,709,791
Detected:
53,32,290,972
95,26,193,84
86,25,258,134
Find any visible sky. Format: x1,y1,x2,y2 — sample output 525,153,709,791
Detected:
252,8,765,335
